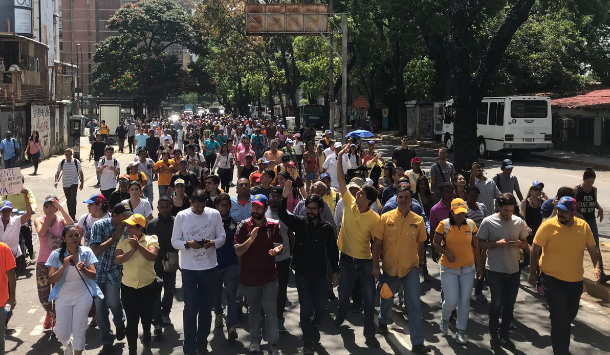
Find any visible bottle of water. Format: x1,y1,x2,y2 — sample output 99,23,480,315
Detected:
4,304,11,314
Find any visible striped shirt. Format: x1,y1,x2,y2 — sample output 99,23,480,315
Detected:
57,158,81,187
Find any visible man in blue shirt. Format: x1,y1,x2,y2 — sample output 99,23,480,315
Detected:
0,131,20,168
89,203,132,353
230,178,252,223
203,135,220,169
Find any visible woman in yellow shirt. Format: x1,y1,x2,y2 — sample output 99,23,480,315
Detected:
432,198,480,345
115,214,159,355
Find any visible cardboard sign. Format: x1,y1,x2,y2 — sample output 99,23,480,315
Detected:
0,168,23,196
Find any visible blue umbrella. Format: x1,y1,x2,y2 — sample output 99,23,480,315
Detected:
345,130,374,139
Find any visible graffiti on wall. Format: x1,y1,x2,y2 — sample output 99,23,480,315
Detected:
0,110,27,163
31,105,51,156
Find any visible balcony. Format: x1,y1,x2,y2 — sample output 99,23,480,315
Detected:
0,71,22,101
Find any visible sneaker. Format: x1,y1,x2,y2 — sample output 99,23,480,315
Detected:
455,331,468,344
43,313,53,330
116,326,126,341
474,293,488,303
278,320,287,333
162,315,172,325
440,320,449,336
64,340,74,355
378,322,389,335
365,336,380,348
154,324,163,336
303,340,315,355
249,340,261,353
29,251,36,261
268,343,280,355
228,326,238,341
215,313,224,328
412,343,431,354
536,285,545,296
500,337,516,349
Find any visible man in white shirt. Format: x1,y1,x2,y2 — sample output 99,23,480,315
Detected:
55,148,84,220
96,146,120,200
0,194,34,259
322,142,342,189
470,162,501,216
171,190,226,355
176,125,185,151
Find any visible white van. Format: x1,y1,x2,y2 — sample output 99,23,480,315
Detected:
442,96,553,158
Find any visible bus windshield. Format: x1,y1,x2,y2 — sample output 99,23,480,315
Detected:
510,100,548,118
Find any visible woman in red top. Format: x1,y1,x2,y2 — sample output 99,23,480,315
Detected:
28,130,43,175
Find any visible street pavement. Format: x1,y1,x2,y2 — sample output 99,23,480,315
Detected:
4,137,610,355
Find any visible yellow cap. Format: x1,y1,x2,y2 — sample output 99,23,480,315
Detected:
451,198,468,214
123,214,146,227
380,283,393,299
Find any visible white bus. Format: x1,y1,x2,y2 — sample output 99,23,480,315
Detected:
442,96,553,158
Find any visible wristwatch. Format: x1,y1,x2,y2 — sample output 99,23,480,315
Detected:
184,241,190,250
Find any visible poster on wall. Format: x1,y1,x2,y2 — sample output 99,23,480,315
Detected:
0,110,27,164
31,105,51,157
14,8,32,35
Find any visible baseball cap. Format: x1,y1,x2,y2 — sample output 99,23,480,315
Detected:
350,143,356,148
378,274,393,300
411,157,422,164
0,200,13,211
317,144,324,150
174,178,185,185
531,181,544,189
320,172,331,181
501,159,514,169
334,142,342,149
258,158,269,164
251,173,261,183
347,177,365,189
123,214,146,227
119,174,130,183
128,161,140,168
368,140,375,145
557,196,577,211
112,203,133,216
286,161,296,167
246,154,253,159
451,198,468,214
325,130,333,135
286,139,293,144
282,155,291,163
84,193,106,204
252,194,268,208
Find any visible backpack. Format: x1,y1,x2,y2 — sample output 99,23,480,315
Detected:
441,218,475,245
61,158,81,170
101,158,118,168
493,173,502,192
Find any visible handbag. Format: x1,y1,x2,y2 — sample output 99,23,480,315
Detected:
72,254,97,317
162,251,180,272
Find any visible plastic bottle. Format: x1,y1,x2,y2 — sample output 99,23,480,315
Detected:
4,304,11,314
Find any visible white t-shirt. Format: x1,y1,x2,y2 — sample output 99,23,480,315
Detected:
323,147,334,157
0,215,22,258
322,153,339,188
77,213,111,245
293,141,304,155
97,157,120,191
170,207,226,271
122,199,153,218
162,134,173,145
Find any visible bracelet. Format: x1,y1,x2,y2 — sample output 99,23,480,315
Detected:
247,237,252,244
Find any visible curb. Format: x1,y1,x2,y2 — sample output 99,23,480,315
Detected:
376,134,444,150
583,278,610,303
528,153,610,171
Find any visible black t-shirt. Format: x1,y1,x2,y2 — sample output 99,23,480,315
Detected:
171,196,191,217
392,147,417,170
116,126,127,139
240,165,256,179
91,141,107,161
108,190,129,211
169,172,199,197
146,136,160,153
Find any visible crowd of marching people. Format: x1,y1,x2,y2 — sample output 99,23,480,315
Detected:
0,112,607,355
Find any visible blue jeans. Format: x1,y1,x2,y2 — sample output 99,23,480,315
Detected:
244,281,279,345
182,269,215,354
295,273,327,342
213,264,239,327
440,264,475,331
378,267,424,345
337,255,376,338
143,183,154,206
158,185,169,198
95,281,125,345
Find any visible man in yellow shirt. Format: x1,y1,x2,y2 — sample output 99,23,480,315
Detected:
99,120,110,141
372,186,430,354
334,144,381,348
153,151,174,197
529,196,601,355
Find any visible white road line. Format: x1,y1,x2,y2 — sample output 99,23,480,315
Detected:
27,308,37,314
39,315,46,322
29,325,44,336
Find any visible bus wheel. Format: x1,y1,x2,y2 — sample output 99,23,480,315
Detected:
445,135,453,151
478,139,487,158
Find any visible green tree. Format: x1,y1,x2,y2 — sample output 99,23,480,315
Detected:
92,0,196,114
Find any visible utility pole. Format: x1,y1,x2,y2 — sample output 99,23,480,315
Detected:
341,15,348,136
328,0,334,131
75,43,80,115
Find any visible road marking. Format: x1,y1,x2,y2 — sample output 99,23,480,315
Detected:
27,308,37,314
389,325,412,351
39,315,46,322
30,325,44,336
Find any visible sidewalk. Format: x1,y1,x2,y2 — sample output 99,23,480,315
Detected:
530,149,610,170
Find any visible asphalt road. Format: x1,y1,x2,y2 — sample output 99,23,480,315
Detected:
4,137,610,355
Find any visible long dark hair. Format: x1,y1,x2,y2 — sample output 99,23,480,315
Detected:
59,224,80,259
279,171,301,199
414,175,432,199
30,130,39,143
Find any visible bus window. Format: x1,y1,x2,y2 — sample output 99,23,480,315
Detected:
488,102,497,125
511,100,548,118
497,102,504,126
478,102,488,125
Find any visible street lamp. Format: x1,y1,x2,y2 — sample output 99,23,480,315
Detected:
76,43,81,114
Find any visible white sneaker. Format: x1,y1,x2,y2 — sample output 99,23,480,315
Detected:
63,340,74,355
456,331,468,344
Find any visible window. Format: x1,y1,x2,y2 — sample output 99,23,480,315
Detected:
488,102,497,125
478,102,488,125
497,102,505,126
511,100,548,118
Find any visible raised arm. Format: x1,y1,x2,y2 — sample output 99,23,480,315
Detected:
336,145,350,195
